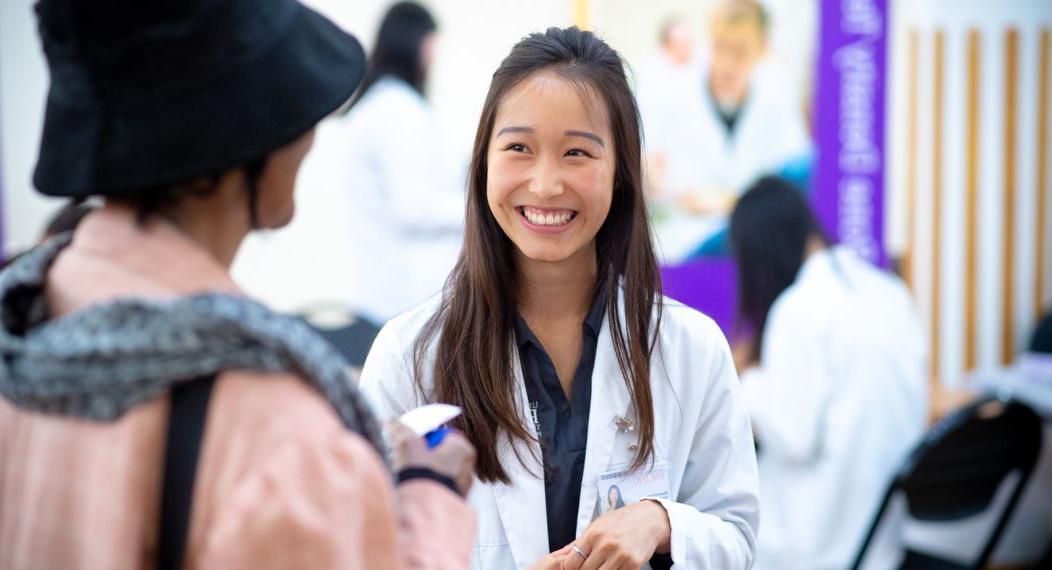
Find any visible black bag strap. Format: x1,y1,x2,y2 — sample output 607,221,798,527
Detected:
157,376,217,570
649,552,674,569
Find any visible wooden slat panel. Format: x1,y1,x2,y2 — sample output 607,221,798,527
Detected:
1002,29,1019,364
904,30,920,289
573,0,590,29
965,30,981,371
932,30,945,381
1037,29,1050,317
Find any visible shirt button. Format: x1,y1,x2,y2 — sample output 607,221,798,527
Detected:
614,415,634,432
627,442,639,452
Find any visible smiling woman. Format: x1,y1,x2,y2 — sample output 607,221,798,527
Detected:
360,26,759,570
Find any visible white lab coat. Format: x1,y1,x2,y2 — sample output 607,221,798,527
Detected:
360,294,760,569
741,247,928,570
637,63,811,262
333,77,465,324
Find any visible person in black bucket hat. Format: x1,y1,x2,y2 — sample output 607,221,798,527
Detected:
0,0,478,567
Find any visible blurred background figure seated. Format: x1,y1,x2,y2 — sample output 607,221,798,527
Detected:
729,176,928,569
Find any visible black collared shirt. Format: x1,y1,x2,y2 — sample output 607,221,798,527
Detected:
515,292,606,554
705,75,744,136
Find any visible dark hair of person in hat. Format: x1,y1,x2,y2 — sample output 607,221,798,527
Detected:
349,1,437,109
0,0,478,566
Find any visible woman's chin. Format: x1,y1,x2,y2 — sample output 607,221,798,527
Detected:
515,245,578,264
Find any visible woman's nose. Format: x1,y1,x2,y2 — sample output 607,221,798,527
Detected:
527,157,565,199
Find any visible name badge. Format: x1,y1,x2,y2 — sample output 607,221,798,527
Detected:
597,461,670,514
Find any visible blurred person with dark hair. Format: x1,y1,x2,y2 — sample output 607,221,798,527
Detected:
332,1,465,324
352,1,437,105
0,0,476,567
642,0,811,262
729,177,927,569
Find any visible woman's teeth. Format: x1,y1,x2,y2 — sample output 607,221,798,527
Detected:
522,207,575,227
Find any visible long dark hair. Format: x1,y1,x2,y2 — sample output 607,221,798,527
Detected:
729,176,826,362
350,2,436,107
412,27,662,484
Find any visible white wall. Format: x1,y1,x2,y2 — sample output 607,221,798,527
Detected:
0,0,66,257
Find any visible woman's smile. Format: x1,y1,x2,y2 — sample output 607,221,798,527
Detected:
517,206,579,233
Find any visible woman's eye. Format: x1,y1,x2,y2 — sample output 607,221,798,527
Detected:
505,143,528,153
566,148,593,158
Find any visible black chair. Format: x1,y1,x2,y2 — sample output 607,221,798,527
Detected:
297,302,382,369
850,396,1043,570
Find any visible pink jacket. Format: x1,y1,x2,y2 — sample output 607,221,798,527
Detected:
0,205,476,569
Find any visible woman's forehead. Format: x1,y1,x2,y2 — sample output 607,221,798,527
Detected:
493,70,610,136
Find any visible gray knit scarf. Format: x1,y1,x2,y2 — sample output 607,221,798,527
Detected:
0,233,386,459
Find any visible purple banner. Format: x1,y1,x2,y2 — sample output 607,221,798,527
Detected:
661,259,737,336
813,0,889,266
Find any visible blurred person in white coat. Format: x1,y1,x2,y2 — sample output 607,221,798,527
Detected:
336,2,465,324
635,15,697,123
729,177,928,569
635,14,696,204
641,0,811,261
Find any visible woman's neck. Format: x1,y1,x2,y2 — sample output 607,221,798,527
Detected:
516,246,598,323
162,172,253,269
804,234,827,260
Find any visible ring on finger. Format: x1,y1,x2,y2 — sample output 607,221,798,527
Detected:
571,544,589,559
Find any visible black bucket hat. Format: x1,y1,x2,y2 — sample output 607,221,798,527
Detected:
33,0,365,198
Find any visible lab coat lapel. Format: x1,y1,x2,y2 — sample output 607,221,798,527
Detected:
576,294,633,535
493,345,551,568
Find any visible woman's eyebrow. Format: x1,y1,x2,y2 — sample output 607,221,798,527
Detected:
564,130,604,147
496,126,534,137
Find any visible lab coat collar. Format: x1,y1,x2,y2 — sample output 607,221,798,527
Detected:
796,246,832,284
493,344,553,567
575,300,633,536
803,246,873,294
796,245,856,284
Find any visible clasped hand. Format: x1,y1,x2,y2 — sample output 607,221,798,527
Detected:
528,500,671,570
